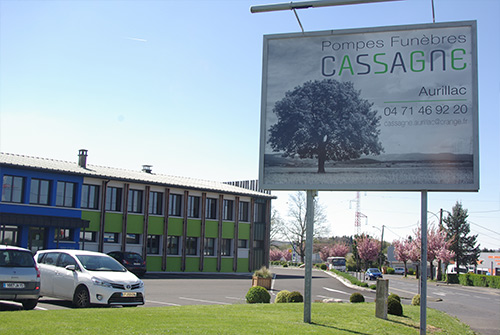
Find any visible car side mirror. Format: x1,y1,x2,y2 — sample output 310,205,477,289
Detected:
65,265,76,271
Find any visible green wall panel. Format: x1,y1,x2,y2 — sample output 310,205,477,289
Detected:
238,223,251,240
166,257,182,272
187,220,201,237
167,218,183,236
147,217,164,235
222,222,234,239
185,257,200,272
203,258,217,272
220,258,233,272
81,211,100,231
205,221,218,238
146,256,162,272
237,258,249,273
104,213,123,232
127,215,144,234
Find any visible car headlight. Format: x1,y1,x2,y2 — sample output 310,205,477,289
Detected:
92,277,113,288
138,280,144,288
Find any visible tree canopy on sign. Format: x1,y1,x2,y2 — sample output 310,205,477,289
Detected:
268,79,384,173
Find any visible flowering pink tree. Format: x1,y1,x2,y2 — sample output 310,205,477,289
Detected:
392,239,412,277
412,225,454,280
269,248,292,262
319,243,350,261
356,235,380,270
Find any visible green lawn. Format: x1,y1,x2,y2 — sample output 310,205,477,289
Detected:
0,303,475,335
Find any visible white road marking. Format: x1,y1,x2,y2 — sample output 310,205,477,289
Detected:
323,287,350,295
146,300,181,306
178,297,231,305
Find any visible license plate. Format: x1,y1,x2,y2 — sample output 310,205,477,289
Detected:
121,292,137,298
133,263,141,266
3,283,25,289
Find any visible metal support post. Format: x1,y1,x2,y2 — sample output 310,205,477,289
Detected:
304,190,316,323
420,191,428,335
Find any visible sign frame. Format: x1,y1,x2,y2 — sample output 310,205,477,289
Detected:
258,20,479,191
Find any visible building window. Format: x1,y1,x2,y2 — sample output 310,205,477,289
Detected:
167,236,179,255
2,175,24,203
149,191,163,215
104,232,119,243
204,238,215,256
56,181,76,207
238,239,248,249
81,184,99,209
221,239,232,256
254,202,266,223
239,201,249,222
187,196,200,218
29,178,50,205
169,194,183,217
185,237,198,256
223,200,234,221
206,198,217,220
54,229,73,242
147,235,160,254
106,187,122,212
128,189,143,213
80,231,97,243
0,225,19,245
126,233,141,244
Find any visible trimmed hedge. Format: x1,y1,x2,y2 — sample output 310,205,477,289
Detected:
350,293,365,303
275,290,290,303
458,273,500,289
245,286,271,304
387,298,403,316
288,291,304,303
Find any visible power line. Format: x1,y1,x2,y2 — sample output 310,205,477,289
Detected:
469,220,500,237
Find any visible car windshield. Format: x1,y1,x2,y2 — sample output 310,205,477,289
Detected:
0,250,35,267
369,268,380,273
76,254,126,272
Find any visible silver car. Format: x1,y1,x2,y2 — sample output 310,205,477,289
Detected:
0,245,40,310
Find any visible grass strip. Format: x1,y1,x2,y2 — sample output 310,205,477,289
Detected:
0,302,475,335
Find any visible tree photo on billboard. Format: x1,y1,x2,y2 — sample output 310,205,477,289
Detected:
258,21,478,192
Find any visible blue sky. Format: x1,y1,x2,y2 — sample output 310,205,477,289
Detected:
1,0,498,250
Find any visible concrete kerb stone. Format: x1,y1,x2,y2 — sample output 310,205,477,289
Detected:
324,270,375,292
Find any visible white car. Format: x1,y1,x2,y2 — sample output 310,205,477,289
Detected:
394,267,405,275
35,249,144,308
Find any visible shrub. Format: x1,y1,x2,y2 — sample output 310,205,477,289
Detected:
320,263,327,270
388,293,401,303
486,275,500,289
275,290,290,303
288,291,304,303
369,284,377,290
386,267,395,274
245,286,271,304
387,298,403,316
408,268,415,275
350,293,365,303
412,294,420,306
253,266,272,278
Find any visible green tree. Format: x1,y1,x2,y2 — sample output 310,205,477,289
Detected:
443,202,480,271
268,79,383,173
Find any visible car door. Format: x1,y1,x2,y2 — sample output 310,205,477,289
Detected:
53,253,79,300
38,252,59,296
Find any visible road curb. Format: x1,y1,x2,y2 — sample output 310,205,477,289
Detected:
323,270,375,292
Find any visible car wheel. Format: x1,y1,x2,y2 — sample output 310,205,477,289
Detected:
22,299,38,310
73,286,91,308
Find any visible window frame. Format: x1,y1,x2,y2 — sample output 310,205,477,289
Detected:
239,201,250,222
147,235,161,255
56,181,76,208
187,195,200,218
166,235,179,255
206,198,218,220
185,237,198,256
127,189,143,213
223,199,234,221
169,194,183,217
81,184,99,209
105,187,122,212
29,178,50,205
149,191,163,215
221,238,232,256
203,237,216,256
2,175,24,203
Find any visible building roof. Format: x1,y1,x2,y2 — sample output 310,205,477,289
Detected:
0,152,275,199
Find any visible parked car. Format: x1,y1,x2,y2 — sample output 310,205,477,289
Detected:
365,268,383,281
0,245,40,310
394,267,405,275
35,249,144,308
107,251,146,277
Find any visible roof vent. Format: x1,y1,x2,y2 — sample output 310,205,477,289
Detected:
142,165,153,173
78,149,88,168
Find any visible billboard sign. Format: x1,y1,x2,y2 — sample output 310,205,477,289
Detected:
259,21,478,191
